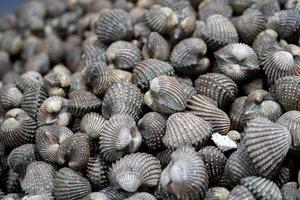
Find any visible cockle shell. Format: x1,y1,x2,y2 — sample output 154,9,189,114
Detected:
125,192,157,200
229,96,247,132
80,112,106,139
161,146,208,200
251,0,280,18
54,167,91,200
272,165,291,188
110,69,133,84
156,149,174,169
82,187,127,200
285,0,300,9
0,30,22,55
86,156,108,190
227,185,255,200
109,152,161,192
81,35,107,66
0,84,22,111
281,182,299,200
142,32,170,61
1,193,23,200
198,0,232,20
240,77,265,96
163,112,212,148
204,187,230,200
6,169,21,193
21,193,54,200
15,71,44,93
69,72,87,93
99,114,142,162
229,0,253,14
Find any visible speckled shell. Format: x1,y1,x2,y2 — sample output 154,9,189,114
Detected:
80,112,106,140
15,71,44,93
102,81,143,120
0,84,22,111
200,14,239,51
244,117,291,177
138,112,166,151
281,182,298,200
229,96,247,132
99,114,141,162
187,94,231,135
251,0,280,18
21,161,55,194
229,0,253,14
0,109,37,147
109,152,161,192
95,9,133,43
171,38,209,75
110,69,133,84
227,185,255,200
163,112,212,149
86,156,108,190
215,43,259,82
144,76,187,114
273,76,300,111
125,192,157,200
68,89,101,117
204,187,230,200
161,146,208,200
106,41,142,69
81,36,107,65
56,132,90,170
81,61,110,95
272,165,291,188
142,32,170,61
54,167,91,200
82,187,127,200
132,59,175,89
199,146,227,185
198,0,232,20
1,193,22,200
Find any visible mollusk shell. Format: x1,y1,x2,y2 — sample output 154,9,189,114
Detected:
251,0,280,18
81,35,107,65
229,96,247,132
80,112,106,139
229,0,253,14
0,84,22,111
16,71,44,92
227,185,255,200
281,182,299,200
142,32,170,61
198,0,232,20
110,69,133,84
204,187,230,200
125,192,156,200
82,187,127,200
86,156,108,190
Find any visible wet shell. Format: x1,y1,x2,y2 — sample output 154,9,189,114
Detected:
81,35,107,65
144,76,187,114
187,94,231,135
227,185,255,200
99,114,142,162
200,14,239,51
21,161,55,194
68,89,101,117
137,112,166,151
35,125,73,163
86,156,108,190
109,152,161,192
156,149,173,169
170,38,210,75
161,146,208,200
195,73,238,109
0,84,22,111
0,108,37,147
56,132,90,170
102,81,143,120
81,112,106,140
82,187,127,200
229,96,247,132
204,187,230,200
198,0,232,20
125,192,156,200
229,0,253,14
251,0,280,18
15,71,44,92
244,117,291,177
281,182,298,200
198,146,227,185
163,112,212,149
110,69,133,84
54,167,91,200
106,41,142,69
132,59,175,89
273,76,300,111
95,9,133,43
142,32,170,61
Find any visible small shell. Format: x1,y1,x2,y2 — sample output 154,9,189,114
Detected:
54,167,91,200
99,114,142,162
110,69,133,84
21,161,55,194
106,41,142,69
16,71,44,92
138,112,166,151
69,72,87,93
227,185,255,200
281,182,298,200
142,32,170,61
161,146,208,200
187,94,231,135
200,14,239,51
198,146,227,185
125,192,156,200
109,152,161,192
0,108,37,147
204,187,230,200
35,125,73,163
81,36,107,65
195,73,238,109
132,59,175,89
80,112,106,140
156,149,174,169
144,76,187,114
170,38,210,75
0,84,22,111
86,156,108,190
244,117,291,177
102,81,143,120
198,0,232,20
229,96,247,132
21,193,54,200
82,187,127,200
56,132,90,170
95,9,133,43
251,0,280,18
229,0,253,14
68,89,101,117
163,112,212,149
0,30,22,55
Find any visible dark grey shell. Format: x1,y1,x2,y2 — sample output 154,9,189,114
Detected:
251,0,280,18
110,69,133,84
86,156,108,190
0,84,22,111
227,185,255,200
156,149,174,169
198,0,232,20
142,32,170,61
81,35,107,65
82,187,127,200
281,182,298,200
240,77,264,96
125,192,156,200
272,165,291,188
21,193,54,200
229,96,247,132
204,187,230,200
6,169,21,193
229,0,254,14
80,112,106,140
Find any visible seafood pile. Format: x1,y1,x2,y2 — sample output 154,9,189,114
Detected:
0,0,300,199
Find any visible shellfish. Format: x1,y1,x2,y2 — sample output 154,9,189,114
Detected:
142,32,170,61
80,112,106,140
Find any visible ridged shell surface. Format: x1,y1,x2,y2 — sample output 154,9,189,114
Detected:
198,0,232,20
21,193,54,200
229,96,247,132
81,36,107,65
227,185,255,200
80,112,106,139
204,187,230,200
16,71,44,92
229,0,253,14
110,69,133,84
143,32,170,61
86,156,108,190
281,182,298,200
251,0,280,18
0,84,22,111
125,192,156,200
156,149,173,169
82,187,127,200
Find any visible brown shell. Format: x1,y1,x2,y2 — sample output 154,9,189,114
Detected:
80,112,106,140
142,32,170,61
109,152,161,192
125,192,156,200
227,185,255,200
16,71,44,92
229,96,247,132
81,35,107,65
204,187,230,200
281,182,299,200
132,59,175,89
0,84,22,111
198,0,232,20
86,156,108,190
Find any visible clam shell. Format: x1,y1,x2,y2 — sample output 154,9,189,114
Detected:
204,187,230,200
102,81,143,120
54,167,91,200
125,192,156,200
81,35,107,66
132,59,175,89
0,30,22,55
86,156,108,190
109,152,161,192
0,84,22,111
200,14,239,51
215,43,259,82
194,73,238,109
163,112,212,148
229,0,253,14
82,187,127,200
95,9,133,43
251,0,280,18
144,75,187,114
6,169,21,193
80,112,106,140
244,117,291,177
110,69,133,84
99,114,141,162
187,94,231,135
21,193,54,200
198,0,232,20
68,89,101,117
281,182,298,200
36,34,63,64
21,161,55,194
229,96,247,132
56,132,90,170
156,149,174,169
16,71,44,92
170,38,209,75
0,108,37,147
161,146,208,200
138,112,166,151
106,41,142,69
142,32,170,61
272,165,291,188
227,185,255,200
2,193,23,200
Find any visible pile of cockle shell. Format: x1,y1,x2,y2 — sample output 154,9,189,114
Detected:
1,0,300,199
